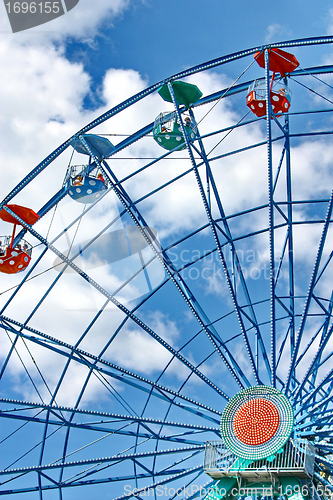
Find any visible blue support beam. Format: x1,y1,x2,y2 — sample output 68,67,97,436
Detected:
76,135,253,393
2,205,229,402
2,38,333,208
0,399,219,433
285,190,333,395
313,473,333,493
189,110,271,383
0,465,203,496
293,323,333,402
0,411,206,445
265,49,277,388
283,89,296,359
0,321,221,424
168,81,259,386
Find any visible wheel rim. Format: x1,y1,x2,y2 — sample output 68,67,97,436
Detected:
1,36,333,498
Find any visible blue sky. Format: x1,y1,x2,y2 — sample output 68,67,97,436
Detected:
62,0,333,88
1,0,333,131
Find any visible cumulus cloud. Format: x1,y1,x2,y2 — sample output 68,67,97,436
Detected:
106,311,184,375
0,0,130,40
264,23,291,43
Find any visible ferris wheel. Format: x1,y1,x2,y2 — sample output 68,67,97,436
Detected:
1,36,333,499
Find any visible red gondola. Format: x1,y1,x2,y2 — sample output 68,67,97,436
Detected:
0,204,39,274
246,80,292,118
247,48,299,118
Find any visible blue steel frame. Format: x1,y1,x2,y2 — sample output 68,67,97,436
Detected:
0,36,333,498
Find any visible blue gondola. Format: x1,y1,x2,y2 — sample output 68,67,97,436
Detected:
67,163,109,204
66,134,114,204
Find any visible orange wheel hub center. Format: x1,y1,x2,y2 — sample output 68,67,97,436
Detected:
233,398,280,445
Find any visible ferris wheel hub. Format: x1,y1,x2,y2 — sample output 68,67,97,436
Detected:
233,398,280,445
220,385,294,460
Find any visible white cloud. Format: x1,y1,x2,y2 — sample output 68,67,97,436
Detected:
264,24,291,44
103,68,148,108
0,0,133,198
105,311,190,377
0,0,130,40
